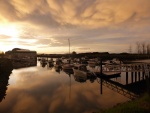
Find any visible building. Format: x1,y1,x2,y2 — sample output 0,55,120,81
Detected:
5,48,37,61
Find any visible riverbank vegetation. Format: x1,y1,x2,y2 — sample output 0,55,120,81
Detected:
95,93,150,113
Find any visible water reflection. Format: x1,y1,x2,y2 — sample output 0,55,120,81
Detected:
0,61,148,113
13,60,37,69
73,72,97,83
54,67,62,74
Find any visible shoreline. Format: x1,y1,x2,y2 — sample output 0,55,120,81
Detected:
94,93,150,113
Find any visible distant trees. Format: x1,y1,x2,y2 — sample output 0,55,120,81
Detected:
135,42,150,54
0,51,4,55
146,43,150,54
128,44,132,53
72,51,77,55
0,51,4,58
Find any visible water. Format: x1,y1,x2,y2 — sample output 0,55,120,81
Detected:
1,61,143,113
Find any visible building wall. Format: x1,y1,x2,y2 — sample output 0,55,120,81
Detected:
5,51,37,61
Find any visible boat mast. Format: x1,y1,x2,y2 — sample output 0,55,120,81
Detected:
68,38,70,58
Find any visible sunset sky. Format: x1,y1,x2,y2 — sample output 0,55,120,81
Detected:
0,0,150,54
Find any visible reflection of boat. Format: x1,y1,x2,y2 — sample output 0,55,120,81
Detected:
55,66,62,73
73,64,88,82
63,69,74,75
73,73,87,82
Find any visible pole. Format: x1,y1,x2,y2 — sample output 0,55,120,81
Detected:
100,58,102,75
68,38,70,58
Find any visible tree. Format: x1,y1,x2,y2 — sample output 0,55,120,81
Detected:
128,44,132,54
72,51,77,55
136,42,141,54
141,42,146,54
146,43,150,54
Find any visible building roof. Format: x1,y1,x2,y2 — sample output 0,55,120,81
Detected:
5,48,36,54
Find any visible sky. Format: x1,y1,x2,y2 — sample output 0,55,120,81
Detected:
0,0,150,54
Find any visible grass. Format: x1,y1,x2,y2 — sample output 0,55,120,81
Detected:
94,93,150,113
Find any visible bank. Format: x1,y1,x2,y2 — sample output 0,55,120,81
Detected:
95,93,150,113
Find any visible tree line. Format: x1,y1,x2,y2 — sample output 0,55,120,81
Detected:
135,42,150,54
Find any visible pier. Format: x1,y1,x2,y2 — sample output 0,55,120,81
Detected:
103,63,150,73
101,62,150,84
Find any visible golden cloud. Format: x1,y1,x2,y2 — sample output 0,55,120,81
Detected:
0,0,149,28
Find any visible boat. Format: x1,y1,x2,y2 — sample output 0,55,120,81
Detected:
73,64,98,83
48,58,54,67
95,71,121,78
73,64,96,77
62,39,74,71
54,59,62,68
62,63,74,70
40,58,47,67
87,58,100,67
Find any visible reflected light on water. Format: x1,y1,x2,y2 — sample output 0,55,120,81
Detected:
0,62,129,113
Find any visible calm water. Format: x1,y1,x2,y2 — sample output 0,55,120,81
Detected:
0,61,139,113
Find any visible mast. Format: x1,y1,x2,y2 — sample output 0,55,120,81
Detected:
68,38,70,58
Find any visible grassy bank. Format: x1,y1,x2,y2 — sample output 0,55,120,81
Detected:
96,93,150,113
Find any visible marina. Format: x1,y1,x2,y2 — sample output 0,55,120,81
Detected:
0,57,149,113
0,0,150,112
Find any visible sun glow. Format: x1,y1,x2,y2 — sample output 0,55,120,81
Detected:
0,24,22,52
0,24,20,37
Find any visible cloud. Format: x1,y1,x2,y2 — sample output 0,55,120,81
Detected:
0,67,133,113
0,0,150,53
0,0,149,28
0,0,17,21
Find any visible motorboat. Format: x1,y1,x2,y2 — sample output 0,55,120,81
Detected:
62,63,74,70
73,64,96,77
48,58,54,67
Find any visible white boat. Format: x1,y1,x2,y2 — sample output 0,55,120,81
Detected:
73,64,96,77
62,63,74,70
87,58,100,67
87,60,96,67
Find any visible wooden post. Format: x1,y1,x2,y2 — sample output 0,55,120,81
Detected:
135,72,137,82
131,72,134,83
100,58,102,75
126,72,128,84
142,72,145,80
138,71,141,81
100,78,103,94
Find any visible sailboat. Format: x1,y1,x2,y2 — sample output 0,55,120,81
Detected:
62,39,74,71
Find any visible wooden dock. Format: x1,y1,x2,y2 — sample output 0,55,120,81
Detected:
101,62,150,84
103,63,150,73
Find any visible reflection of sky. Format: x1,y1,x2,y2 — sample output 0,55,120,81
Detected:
0,65,129,113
